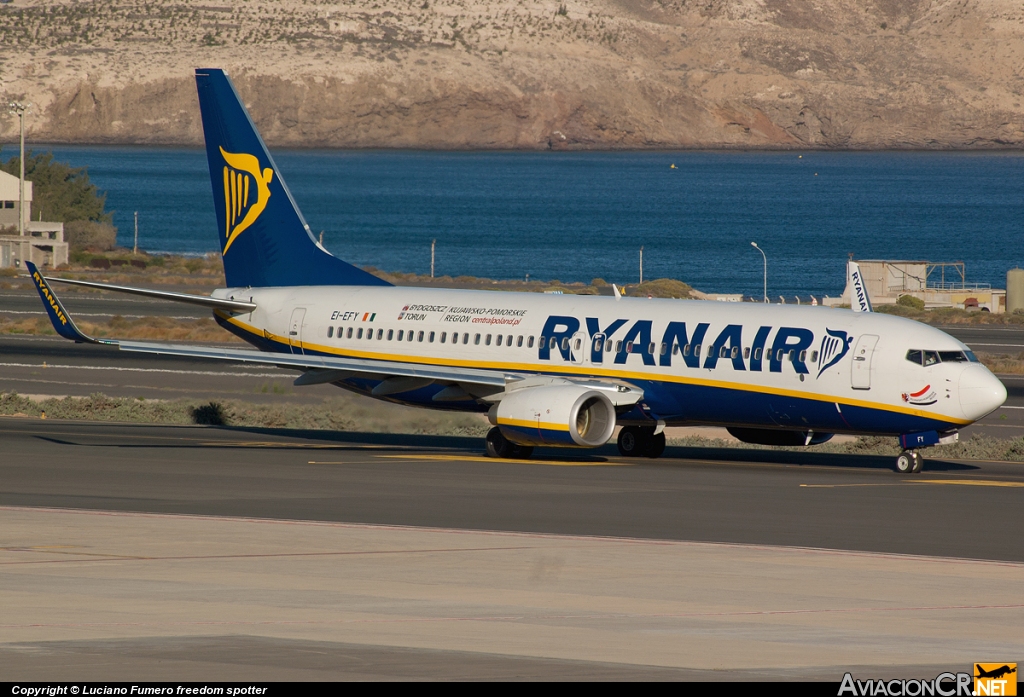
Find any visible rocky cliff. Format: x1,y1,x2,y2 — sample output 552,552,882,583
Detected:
1,0,1022,149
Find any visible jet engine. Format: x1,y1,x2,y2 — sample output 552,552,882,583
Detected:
492,385,617,447
727,427,834,447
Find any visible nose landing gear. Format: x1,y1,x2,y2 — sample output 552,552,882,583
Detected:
896,449,924,474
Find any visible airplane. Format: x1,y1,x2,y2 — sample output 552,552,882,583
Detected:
26,68,1007,474
976,666,1017,680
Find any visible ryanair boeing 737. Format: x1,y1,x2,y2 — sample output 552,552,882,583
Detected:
27,68,1007,473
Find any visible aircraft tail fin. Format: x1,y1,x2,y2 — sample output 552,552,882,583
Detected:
848,260,873,313
194,68,390,289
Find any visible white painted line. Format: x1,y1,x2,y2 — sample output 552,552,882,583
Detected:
0,362,288,378
1000,406,1024,410
967,343,1024,348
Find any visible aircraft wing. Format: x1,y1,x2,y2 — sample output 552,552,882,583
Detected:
26,261,506,388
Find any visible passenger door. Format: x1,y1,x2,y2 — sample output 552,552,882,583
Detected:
288,308,306,355
851,334,878,390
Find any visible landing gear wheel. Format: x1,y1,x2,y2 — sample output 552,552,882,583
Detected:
896,450,915,474
617,426,644,457
486,427,514,458
509,443,534,459
644,432,666,459
910,451,924,473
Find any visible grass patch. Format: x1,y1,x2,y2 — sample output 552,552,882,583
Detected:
0,314,244,343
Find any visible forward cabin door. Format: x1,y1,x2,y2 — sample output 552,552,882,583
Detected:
289,308,306,355
851,334,879,390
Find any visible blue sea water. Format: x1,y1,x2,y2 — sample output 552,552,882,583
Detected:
11,145,1024,298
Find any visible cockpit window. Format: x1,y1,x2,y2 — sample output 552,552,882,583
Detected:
907,349,973,366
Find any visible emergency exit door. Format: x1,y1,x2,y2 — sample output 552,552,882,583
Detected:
288,308,306,355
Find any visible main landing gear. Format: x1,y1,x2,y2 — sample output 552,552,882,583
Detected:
485,427,534,459
896,450,924,474
617,426,666,459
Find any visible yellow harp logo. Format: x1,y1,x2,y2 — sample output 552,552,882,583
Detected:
220,146,273,255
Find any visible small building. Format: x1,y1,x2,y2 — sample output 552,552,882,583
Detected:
826,259,1005,313
0,169,68,269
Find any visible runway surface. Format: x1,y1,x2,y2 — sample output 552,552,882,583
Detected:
1,419,1022,680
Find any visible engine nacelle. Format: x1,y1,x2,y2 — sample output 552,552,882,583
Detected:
727,427,834,447
492,385,617,448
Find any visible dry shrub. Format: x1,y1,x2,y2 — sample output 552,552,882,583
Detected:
65,220,117,251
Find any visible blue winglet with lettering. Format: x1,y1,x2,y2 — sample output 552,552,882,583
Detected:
26,262,111,344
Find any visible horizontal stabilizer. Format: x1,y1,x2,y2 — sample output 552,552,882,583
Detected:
43,276,257,313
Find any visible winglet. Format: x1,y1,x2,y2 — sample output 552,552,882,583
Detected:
26,262,112,344
848,260,873,313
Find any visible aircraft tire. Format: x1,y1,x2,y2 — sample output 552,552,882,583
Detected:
510,444,534,459
617,426,643,457
910,452,924,473
644,432,666,458
896,450,914,474
486,427,514,458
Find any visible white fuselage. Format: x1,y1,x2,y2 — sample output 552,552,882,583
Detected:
212,285,1006,435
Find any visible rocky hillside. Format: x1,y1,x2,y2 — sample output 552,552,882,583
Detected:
1,0,1022,149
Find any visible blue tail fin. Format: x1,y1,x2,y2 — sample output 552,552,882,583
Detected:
194,68,390,288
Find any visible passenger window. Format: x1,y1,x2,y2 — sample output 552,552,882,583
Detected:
474,334,481,345
496,335,503,346
615,340,622,353
753,347,761,360
574,338,582,350
673,343,679,356
462,333,469,344
440,332,446,344
327,326,334,338
720,346,728,358
418,331,424,342
777,349,784,361
594,337,603,352
428,332,435,343
408,331,414,342
517,336,523,348
743,347,750,359
561,337,569,351
683,344,690,357
347,327,353,339
507,335,513,346
799,350,806,362
397,330,404,341
626,342,633,353
809,350,817,362
357,328,363,339
387,330,394,341
528,336,534,348
731,346,740,359
376,329,383,340
648,342,656,355
694,344,701,357
788,350,796,362
486,334,492,346
539,336,546,348
923,351,939,366
550,337,558,350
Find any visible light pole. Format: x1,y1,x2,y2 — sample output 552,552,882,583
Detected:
751,242,768,303
8,100,29,266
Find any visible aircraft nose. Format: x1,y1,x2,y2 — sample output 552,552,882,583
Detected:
959,365,1007,421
